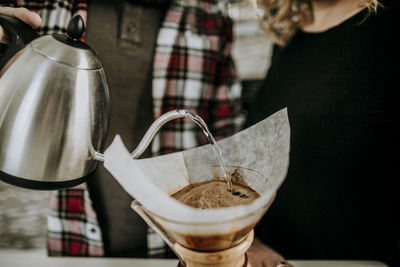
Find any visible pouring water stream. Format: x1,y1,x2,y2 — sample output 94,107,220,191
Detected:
184,111,233,189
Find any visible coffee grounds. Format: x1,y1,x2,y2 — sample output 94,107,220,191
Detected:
171,180,260,209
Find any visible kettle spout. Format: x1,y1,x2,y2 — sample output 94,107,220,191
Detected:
95,109,189,161
130,109,189,158
111,109,188,160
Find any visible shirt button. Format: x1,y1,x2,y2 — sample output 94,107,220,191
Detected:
127,23,137,33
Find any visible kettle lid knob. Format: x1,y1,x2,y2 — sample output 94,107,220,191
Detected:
67,15,85,40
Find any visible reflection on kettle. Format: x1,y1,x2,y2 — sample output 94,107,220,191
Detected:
0,15,110,189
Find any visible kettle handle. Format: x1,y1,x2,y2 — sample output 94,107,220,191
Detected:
0,15,39,70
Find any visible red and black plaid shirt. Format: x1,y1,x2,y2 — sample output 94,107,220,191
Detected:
3,0,243,256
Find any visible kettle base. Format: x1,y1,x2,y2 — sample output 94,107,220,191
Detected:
0,170,90,190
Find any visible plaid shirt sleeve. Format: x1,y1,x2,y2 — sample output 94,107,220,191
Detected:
47,184,104,256
152,0,244,156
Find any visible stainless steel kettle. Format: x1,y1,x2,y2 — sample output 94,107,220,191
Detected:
0,15,110,189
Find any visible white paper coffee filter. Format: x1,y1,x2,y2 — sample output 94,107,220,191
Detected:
103,108,290,226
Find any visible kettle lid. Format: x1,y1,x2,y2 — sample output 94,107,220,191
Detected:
30,15,103,70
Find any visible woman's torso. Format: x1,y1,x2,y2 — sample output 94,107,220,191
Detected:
248,4,399,265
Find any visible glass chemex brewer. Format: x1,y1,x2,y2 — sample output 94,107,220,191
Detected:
101,108,290,267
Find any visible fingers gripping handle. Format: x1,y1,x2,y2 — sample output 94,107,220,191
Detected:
0,15,38,69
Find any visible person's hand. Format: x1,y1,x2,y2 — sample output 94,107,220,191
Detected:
0,7,42,28
247,238,293,267
0,7,42,44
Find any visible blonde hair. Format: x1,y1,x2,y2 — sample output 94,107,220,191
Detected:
255,0,381,45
